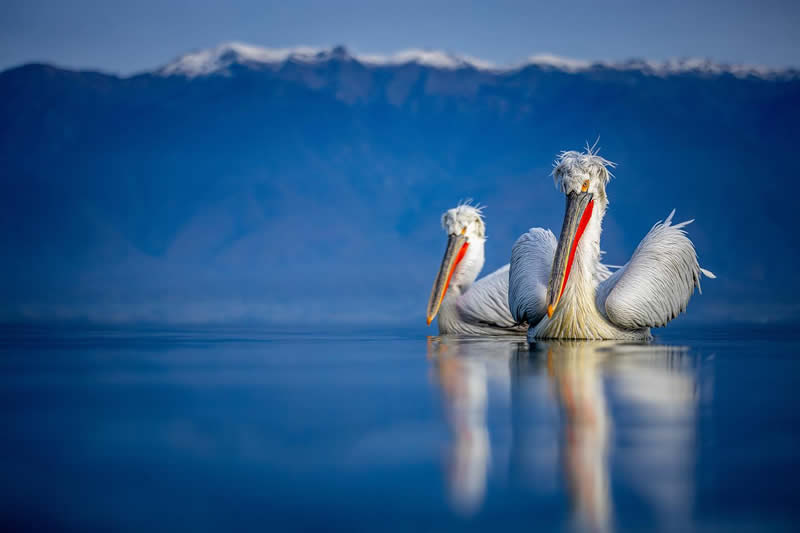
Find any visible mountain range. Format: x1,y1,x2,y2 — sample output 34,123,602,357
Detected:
1,43,798,327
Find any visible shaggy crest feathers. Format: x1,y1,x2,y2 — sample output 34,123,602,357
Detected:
441,200,486,238
433,199,525,335
552,143,616,194
510,142,715,340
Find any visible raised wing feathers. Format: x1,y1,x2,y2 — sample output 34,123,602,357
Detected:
598,210,714,329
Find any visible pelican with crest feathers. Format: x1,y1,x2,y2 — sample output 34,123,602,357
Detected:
426,203,526,336
508,146,715,341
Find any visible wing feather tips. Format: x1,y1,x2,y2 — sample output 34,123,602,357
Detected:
700,267,716,279
603,211,714,330
508,228,557,325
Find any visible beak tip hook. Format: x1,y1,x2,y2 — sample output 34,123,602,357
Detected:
547,305,554,319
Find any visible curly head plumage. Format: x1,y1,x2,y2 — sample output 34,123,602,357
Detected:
441,200,486,239
552,143,616,199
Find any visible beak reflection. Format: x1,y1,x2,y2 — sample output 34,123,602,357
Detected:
426,338,700,528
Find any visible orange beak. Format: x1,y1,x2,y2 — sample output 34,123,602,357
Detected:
426,233,469,326
545,191,594,318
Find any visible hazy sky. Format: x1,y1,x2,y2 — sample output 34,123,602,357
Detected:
1,0,799,73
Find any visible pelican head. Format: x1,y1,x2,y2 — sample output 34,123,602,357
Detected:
426,203,486,325
546,147,615,318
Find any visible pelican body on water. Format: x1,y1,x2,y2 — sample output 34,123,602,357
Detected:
426,203,526,336
509,147,715,341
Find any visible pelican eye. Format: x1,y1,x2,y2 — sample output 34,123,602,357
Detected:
581,179,590,192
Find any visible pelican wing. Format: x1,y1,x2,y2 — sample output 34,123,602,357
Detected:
456,264,525,331
597,211,715,329
508,228,559,325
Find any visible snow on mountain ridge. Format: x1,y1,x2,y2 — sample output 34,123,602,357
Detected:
158,42,495,76
525,54,591,72
158,42,322,77
358,49,494,70
157,42,799,79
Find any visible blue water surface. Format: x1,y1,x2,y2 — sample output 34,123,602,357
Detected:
1,325,798,532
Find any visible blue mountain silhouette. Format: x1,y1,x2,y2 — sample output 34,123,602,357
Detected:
1,45,798,326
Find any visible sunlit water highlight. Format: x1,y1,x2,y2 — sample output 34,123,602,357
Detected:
0,325,798,532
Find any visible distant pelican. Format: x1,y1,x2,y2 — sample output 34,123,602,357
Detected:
509,147,715,340
426,203,526,335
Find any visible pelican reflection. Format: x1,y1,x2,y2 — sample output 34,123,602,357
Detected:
427,337,702,529
428,337,522,514
540,341,612,531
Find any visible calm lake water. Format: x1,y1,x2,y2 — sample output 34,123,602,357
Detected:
1,325,799,532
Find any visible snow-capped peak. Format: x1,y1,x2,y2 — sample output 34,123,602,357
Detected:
158,42,496,77
358,49,494,70
158,42,324,77
157,42,798,80
523,53,798,79
525,54,591,72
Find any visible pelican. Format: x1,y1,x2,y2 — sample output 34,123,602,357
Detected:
426,203,526,336
509,147,715,340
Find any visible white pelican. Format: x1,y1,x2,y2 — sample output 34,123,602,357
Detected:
426,203,526,336
509,147,715,340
